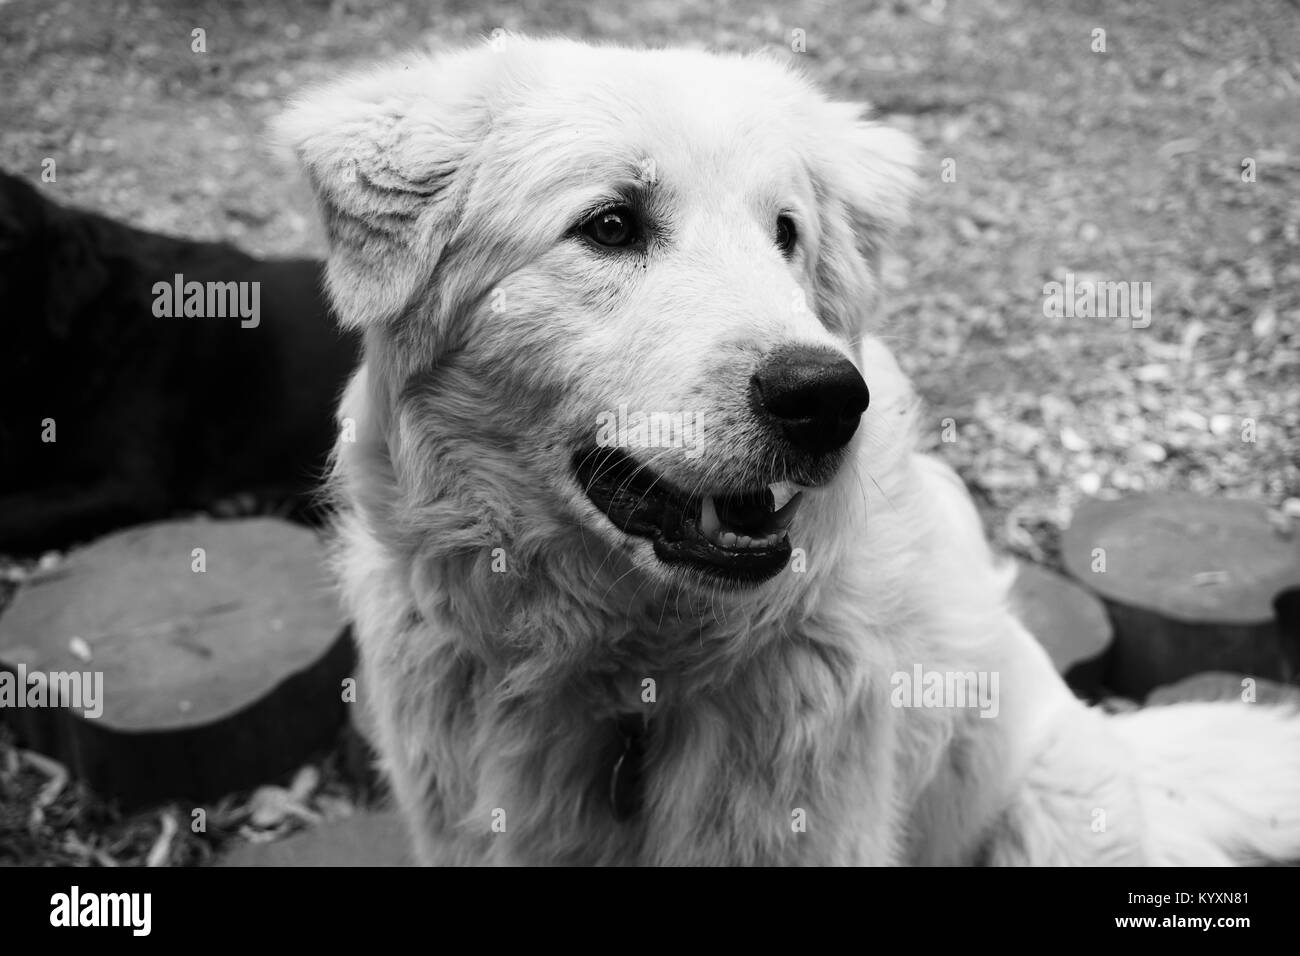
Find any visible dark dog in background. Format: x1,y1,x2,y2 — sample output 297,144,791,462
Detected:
0,172,358,553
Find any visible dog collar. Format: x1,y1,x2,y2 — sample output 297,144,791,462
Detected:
609,713,649,821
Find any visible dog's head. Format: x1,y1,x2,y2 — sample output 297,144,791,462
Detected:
280,37,917,592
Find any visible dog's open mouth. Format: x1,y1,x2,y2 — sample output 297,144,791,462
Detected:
573,448,803,584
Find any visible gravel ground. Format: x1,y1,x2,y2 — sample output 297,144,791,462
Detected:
1,0,1297,864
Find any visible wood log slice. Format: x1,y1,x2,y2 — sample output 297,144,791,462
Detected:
0,518,352,809
1061,494,1300,698
217,808,411,867
1009,560,1113,694
1146,671,1300,708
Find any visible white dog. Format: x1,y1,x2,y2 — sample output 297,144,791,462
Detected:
279,37,1300,865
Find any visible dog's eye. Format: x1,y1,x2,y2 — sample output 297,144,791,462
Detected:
580,206,639,248
775,214,797,257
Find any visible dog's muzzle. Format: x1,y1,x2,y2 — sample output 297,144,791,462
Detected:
573,447,804,585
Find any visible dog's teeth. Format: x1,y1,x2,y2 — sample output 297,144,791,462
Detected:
700,495,722,540
721,531,738,548
769,482,800,511
736,535,752,549
769,491,803,531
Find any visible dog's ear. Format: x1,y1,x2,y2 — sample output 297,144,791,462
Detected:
818,102,920,259
275,53,493,329
810,103,919,337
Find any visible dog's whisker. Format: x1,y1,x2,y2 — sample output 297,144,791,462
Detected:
656,577,676,632
622,573,655,623
581,447,684,586
856,459,899,516
610,446,681,510
596,548,664,607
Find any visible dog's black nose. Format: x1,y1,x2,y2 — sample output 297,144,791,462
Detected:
750,346,870,455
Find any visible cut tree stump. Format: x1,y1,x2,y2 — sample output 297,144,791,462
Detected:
1146,671,1300,708
1009,560,1112,693
217,807,412,867
0,518,353,809
1061,494,1300,699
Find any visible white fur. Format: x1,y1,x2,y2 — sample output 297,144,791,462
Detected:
279,37,1300,865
